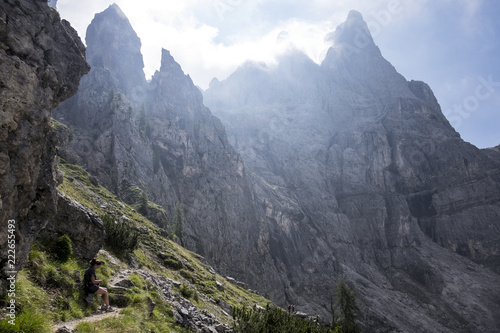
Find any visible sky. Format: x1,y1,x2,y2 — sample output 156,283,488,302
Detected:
55,0,500,148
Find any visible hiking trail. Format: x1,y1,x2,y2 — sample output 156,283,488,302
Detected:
52,269,133,332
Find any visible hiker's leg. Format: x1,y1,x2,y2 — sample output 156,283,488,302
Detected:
95,287,109,307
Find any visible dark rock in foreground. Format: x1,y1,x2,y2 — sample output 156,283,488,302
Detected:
0,0,89,286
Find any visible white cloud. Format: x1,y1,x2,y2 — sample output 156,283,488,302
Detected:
55,0,500,148
57,0,435,89
57,0,341,89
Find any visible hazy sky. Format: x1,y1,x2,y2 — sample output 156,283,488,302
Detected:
56,0,499,148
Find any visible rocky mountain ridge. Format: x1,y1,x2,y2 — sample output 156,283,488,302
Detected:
205,10,500,332
53,4,261,286
55,6,500,332
3,1,499,332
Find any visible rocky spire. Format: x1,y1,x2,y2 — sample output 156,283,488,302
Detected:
85,3,146,97
321,10,411,98
148,49,204,117
327,10,378,57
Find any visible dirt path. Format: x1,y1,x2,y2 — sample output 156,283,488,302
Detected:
52,310,121,331
52,269,133,332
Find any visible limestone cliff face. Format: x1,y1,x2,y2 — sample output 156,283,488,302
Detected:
145,49,258,272
0,0,89,280
205,10,500,333
54,5,259,278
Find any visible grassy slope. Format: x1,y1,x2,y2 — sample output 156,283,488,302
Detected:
0,159,270,332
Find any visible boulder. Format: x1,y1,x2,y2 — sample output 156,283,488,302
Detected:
37,190,105,260
114,279,135,289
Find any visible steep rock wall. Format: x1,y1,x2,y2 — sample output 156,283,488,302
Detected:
53,5,260,281
205,10,500,332
0,0,89,286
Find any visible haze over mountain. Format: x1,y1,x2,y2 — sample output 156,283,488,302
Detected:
205,9,500,332
55,0,500,149
53,3,260,284
3,2,499,332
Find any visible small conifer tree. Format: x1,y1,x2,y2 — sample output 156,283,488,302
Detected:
53,235,73,263
334,280,360,333
138,191,149,216
174,202,184,245
138,104,148,139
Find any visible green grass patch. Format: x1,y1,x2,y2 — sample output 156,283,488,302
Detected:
51,159,275,330
128,274,144,290
50,118,68,131
0,272,51,332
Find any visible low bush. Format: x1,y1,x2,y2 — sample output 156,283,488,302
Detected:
163,256,184,270
179,284,194,299
232,304,334,333
53,235,73,263
101,214,140,254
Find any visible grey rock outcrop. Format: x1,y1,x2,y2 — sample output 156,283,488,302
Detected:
135,270,233,332
205,10,500,332
0,0,89,283
37,190,105,259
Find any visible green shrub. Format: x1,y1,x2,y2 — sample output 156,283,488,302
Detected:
232,304,333,333
179,284,194,299
101,214,140,254
52,235,73,263
138,192,149,216
161,253,184,270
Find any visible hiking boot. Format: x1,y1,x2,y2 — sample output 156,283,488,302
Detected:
105,306,115,312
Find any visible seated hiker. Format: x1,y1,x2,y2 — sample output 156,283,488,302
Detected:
84,258,114,312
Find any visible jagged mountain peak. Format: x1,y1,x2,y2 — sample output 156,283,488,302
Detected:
159,48,187,78
322,9,382,66
86,3,136,50
150,48,200,106
320,10,412,99
106,3,127,17
85,3,145,96
329,9,375,49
